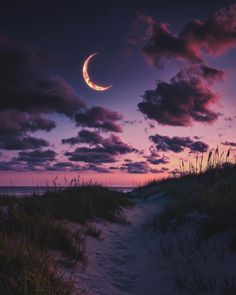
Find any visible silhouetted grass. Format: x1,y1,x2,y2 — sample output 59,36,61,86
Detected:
21,185,133,224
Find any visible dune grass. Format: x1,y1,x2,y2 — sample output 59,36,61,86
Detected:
157,162,236,238
0,184,133,294
135,149,236,240
135,149,236,294
0,235,73,295
21,185,132,224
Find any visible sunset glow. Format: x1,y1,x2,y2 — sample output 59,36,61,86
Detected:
0,1,236,186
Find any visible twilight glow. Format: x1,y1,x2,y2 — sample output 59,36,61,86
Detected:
0,0,236,186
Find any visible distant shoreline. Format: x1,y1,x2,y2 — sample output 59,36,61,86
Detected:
0,186,133,196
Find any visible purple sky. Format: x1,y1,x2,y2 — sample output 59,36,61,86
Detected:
0,0,236,186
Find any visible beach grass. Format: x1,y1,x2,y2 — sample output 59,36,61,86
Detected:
134,148,236,238
134,149,236,294
157,162,236,238
0,184,133,294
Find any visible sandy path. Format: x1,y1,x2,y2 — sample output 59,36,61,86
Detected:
74,194,171,295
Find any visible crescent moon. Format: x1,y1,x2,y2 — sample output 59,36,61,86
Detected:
82,53,112,91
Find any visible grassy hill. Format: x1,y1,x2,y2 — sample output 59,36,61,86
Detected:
0,185,133,295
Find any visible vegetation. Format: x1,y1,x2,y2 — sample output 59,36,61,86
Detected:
134,149,236,238
159,166,236,239
134,149,236,294
0,184,132,294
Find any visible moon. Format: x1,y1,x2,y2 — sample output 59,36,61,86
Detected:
82,53,112,91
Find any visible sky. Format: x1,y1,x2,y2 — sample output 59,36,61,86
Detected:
0,0,236,186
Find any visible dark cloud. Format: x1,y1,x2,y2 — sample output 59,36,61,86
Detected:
148,122,155,129
189,141,209,153
144,145,169,164
43,161,111,173
101,134,137,155
0,160,27,171
15,149,56,164
65,147,116,164
63,131,136,164
0,35,86,153
0,111,54,151
150,134,209,153
86,164,110,173
138,67,220,126
62,129,104,145
75,106,123,132
47,162,79,171
222,141,236,147
132,4,236,66
0,36,85,114
123,161,149,174
0,158,50,172
150,167,169,174
122,119,142,126
200,65,224,84
0,135,49,150
147,155,169,165
122,161,169,174
0,110,54,150
0,110,56,135
124,158,132,163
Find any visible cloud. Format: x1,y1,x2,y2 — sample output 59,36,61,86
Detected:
122,161,149,174
0,160,28,172
147,155,169,165
121,160,169,174
46,161,111,173
150,134,209,153
122,119,142,125
62,129,104,145
222,141,236,147
65,147,116,164
0,135,49,150
138,67,220,126
150,167,169,174
75,106,123,132
0,35,86,152
189,141,209,153
131,4,236,66
200,65,224,84
148,122,155,129
0,110,55,150
0,36,85,115
86,164,110,173
63,130,136,164
47,161,79,171
0,110,56,135
14,149,56,164
144,145,170,164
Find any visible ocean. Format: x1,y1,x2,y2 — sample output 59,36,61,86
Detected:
0,186,133,196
